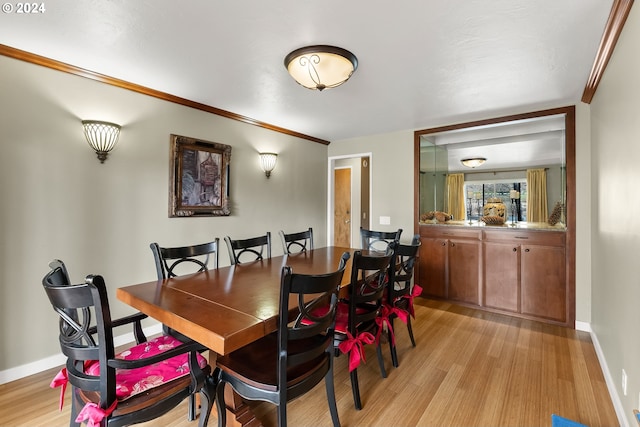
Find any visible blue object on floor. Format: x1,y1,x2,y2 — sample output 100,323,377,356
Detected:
551,414,588,427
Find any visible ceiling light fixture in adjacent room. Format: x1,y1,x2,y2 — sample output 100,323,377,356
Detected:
284,45,358,91
461,157,487,168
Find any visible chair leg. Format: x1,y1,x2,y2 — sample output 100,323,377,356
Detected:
325,359,341,427
198,375,217,427
407,316,416,347
188,395,196,421
376,342,387,379
70,387,80,427
277,399,287,427
215,379,227,427
350,369,363,410
388,316,399,368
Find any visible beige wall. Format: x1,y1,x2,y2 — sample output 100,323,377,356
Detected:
329,130,416,244
0,55,328,373
589,4,640,425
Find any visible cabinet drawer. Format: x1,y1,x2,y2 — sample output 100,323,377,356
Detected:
483,229,565,246
420,225,482,240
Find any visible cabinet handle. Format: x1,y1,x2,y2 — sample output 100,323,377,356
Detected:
441,242,446,246
524,248,530,252
515,236,529,239
451,242,455,247
513,248,517,252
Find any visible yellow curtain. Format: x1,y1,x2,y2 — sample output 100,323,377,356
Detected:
445,173,465,221
527,168,548,223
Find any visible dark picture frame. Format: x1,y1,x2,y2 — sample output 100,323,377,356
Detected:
169,134,231,217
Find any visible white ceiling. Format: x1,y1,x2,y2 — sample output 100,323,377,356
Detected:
0,0,612,142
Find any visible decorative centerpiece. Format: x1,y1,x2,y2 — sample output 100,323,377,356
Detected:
483,197,506,219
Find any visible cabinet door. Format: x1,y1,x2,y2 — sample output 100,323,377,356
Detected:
520,244,566,321
447,239,480,305
418,237,447,298
483,242,519,312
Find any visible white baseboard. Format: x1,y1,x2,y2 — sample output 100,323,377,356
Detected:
588,323,628,427
0,323,163,385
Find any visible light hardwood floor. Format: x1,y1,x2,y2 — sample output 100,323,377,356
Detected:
0,299,618,427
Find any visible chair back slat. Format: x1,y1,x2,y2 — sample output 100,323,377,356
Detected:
348,245,395,334
388,234,421,302
225,232,272,265
279,228,314,254
360,227,402,252
151,239,219,279
280,252,350,368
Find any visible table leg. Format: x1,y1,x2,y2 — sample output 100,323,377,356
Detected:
206,352,263,426
221,387,263,427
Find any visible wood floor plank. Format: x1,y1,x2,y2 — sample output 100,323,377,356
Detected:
0,299,619,427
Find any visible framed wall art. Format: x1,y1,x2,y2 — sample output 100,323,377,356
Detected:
169,134,231,217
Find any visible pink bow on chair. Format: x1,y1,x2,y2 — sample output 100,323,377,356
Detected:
400,284,423,319
75,401,118,427
50,368,68,411
376,305,405,346
338,331,375,371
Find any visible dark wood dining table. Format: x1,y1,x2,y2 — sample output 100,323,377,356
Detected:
117,246,357,427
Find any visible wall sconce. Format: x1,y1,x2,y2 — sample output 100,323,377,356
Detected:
82,120,121,163
259,152,278,178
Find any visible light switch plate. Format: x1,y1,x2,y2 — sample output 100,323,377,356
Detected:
379,216,390,225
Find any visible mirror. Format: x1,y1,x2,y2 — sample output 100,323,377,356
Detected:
415,107,575,230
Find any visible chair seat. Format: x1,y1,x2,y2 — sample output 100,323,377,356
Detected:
303,302,371,334
96,335,208,401
216,332,330,392
53,335,208,405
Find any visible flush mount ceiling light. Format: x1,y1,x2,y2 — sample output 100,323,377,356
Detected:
284,45,358,91
82,120,121,163
461,157,487,168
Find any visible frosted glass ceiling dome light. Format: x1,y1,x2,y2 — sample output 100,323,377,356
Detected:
82,120,121,163
259,152,278,178
461,157,487,168
284,45,358,91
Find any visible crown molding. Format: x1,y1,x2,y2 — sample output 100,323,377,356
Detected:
581,0,634,104
0,44,330,145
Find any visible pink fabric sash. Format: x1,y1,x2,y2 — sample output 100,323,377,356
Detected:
400,284,423,318
50,367,68,411
338,331,375,371
75,401,118,427
375,305,396,345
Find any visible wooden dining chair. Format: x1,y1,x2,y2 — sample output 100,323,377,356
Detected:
150,238,220,280
383,234,421,368
224,232,271,265
42,260,215,427
214,252,350,427
360,227,402,252
334,245,395,410
149,239,220,419
279,227,314,254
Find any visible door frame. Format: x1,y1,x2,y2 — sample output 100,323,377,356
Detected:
327,152,373,248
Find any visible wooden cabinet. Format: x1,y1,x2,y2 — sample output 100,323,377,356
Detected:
419,225,571,326
418,227,481,306
483,229,566,322
483,241,519,312
418,237,447,298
